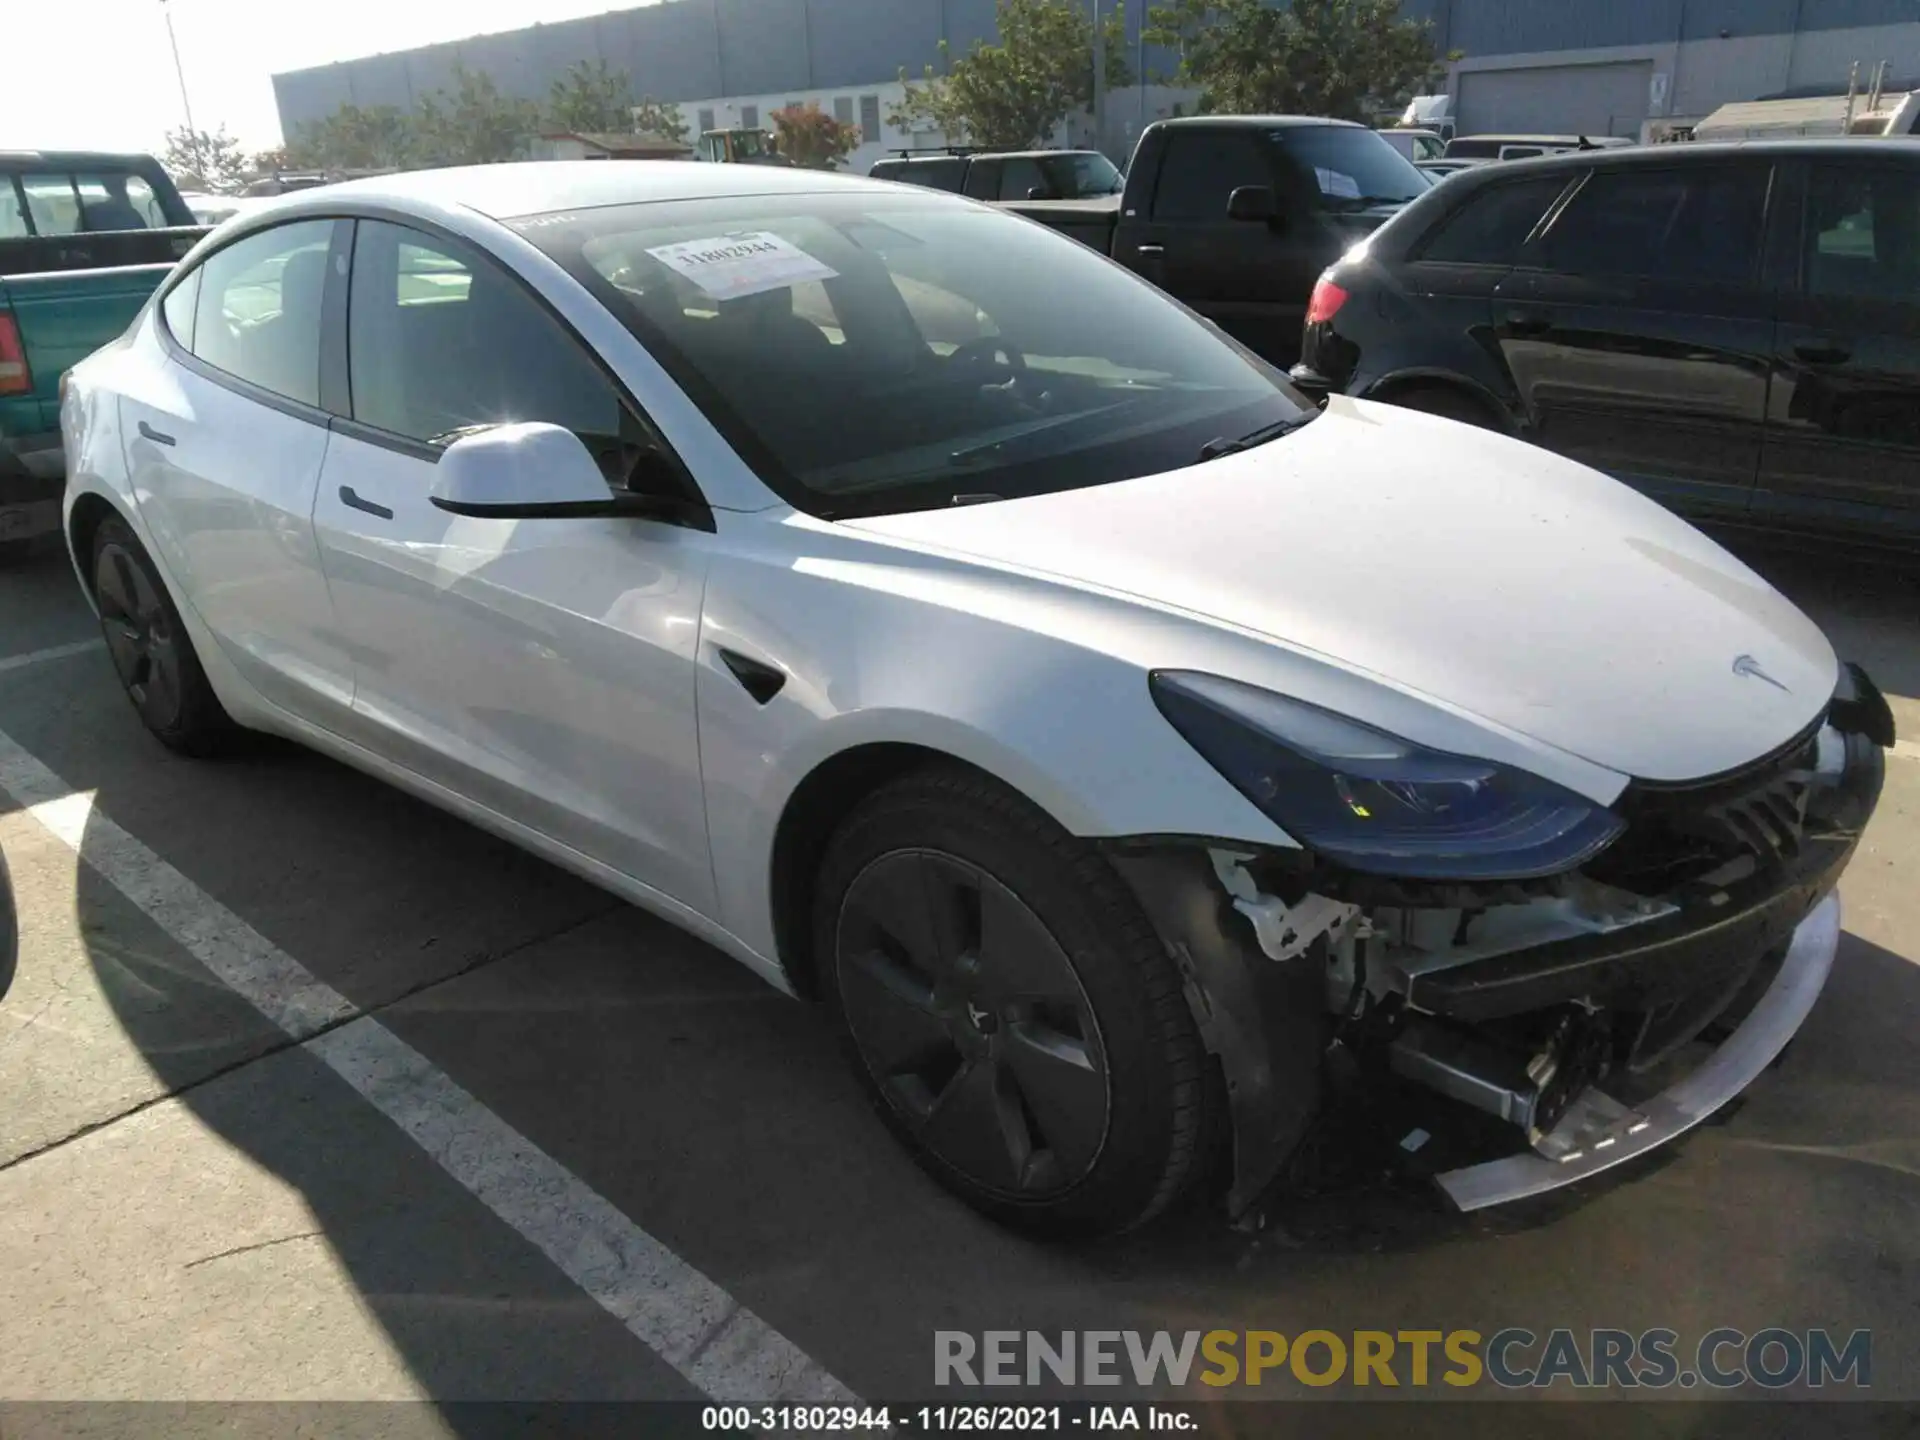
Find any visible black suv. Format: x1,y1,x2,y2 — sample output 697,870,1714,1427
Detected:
1293,140,1920,551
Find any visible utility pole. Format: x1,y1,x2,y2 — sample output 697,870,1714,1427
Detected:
160,0,201,176
1091,0,1107,155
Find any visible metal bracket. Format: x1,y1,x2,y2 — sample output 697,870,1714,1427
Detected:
1208,850,1358,962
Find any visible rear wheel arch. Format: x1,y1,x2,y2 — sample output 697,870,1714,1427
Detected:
67,491,128,597
1366,373,1516,432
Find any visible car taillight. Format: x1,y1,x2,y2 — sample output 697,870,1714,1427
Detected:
0,313,30,397
1305,277,1349,327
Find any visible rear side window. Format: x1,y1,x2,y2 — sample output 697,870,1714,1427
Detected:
160,269,200,350
189,219,336,407
0,181,27,238
1532,165,1768,285
1416,175,1569,264
1805,166,1919,301
14,171,161,234
1151,131,1269,220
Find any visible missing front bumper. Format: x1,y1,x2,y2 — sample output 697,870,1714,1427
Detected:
1432,890,1840,1211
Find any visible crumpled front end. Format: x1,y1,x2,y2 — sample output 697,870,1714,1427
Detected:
1111,664,1892,1218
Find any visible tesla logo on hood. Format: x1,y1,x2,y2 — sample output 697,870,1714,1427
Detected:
1732,654,1790,693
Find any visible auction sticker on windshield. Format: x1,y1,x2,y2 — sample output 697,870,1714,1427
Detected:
645,231,838,301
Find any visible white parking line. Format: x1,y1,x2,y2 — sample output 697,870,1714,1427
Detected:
0,726,857,1405
0,639,104,676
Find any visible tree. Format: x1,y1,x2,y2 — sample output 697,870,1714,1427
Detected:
250,146,292,176
289,104,418,171
1144,0,1449,120
770,104,864,169
412,63,541,166
631,96,690,146
890,0,1133,150
548,58,633,133
162,126,247,194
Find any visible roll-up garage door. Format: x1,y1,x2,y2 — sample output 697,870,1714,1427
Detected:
1457,61,1653,138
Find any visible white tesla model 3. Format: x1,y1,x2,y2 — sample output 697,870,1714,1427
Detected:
60,164,1890,1236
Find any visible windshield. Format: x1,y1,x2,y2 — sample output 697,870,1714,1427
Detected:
1265,126,1430,207
513,192,1308,518
1038,152,1124,197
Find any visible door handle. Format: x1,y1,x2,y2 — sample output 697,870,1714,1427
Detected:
137,420,176,446
1136,244,1166,257
338,485,393,520
1792,338,1852,365
1502,309,1552,336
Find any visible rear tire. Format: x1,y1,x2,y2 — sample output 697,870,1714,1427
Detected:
91,516,240,757
1381,384,1499,429
815,765,1212,1238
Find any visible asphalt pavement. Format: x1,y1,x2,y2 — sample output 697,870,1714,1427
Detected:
1,531,1917,1436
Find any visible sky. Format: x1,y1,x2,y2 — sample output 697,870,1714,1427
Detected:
4,0,649,159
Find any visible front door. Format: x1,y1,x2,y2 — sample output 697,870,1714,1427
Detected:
310,218,717,914
1118,127,1304,361
116,218,355,722
1493,160,1776,523
1759,160,1920,544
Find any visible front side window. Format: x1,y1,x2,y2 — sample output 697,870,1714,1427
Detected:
513,191,1309,517
1805,167,1919,301
347,219,623,452
0,181,27,238
997,158,1047,201
1028,152,1124,200
1152,131,1269,220
1533,165,1768,285
188,219,336,406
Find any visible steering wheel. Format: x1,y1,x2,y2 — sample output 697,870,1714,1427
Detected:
945,336,1030,386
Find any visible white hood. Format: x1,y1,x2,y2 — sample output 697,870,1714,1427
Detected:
846,397,1836,784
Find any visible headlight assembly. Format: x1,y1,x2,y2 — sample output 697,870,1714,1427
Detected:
1149,670,1624,881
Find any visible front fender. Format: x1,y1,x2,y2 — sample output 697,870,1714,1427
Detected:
694,531,1296,960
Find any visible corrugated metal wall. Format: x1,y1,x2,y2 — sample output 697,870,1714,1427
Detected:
271,0,1920,137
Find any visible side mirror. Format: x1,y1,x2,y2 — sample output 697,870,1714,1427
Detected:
1226,185,1279,223
429,422,695,523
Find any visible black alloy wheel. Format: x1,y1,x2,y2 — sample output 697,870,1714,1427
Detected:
836,849,1111,1198
96,536,186,733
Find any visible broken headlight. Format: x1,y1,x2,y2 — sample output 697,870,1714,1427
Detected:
1149,670,1624,881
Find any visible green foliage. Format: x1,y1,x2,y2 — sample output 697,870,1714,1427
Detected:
289,104,417,171
414,64,542,165
1144,0,1447,120
890,0,1134,150
631,95,690,146
547,59,635,134
162,126,248,193
771,104,865,169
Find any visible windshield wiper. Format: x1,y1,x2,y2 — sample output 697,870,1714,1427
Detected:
1197,412,1318,462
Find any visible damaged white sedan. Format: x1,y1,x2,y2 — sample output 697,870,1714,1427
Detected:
61,163,1891,1237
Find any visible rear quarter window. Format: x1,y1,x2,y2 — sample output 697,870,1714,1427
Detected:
1413,175,1570,264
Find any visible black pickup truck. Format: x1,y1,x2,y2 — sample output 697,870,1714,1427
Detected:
999,116,1431,364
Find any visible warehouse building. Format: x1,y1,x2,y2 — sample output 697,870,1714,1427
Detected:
271,0,1920,165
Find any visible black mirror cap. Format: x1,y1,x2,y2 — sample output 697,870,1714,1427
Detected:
1832,662,1897,748
1227,185,1278,223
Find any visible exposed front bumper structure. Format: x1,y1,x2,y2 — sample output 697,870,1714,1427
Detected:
1433,889,1840,1210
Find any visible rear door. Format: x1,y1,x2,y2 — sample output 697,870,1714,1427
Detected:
1758,158,1920,544
115,217,355,722
1492,159,1775,522
1122,127,1299,358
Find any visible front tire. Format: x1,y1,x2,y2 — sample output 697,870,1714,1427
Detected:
815,765,1211,1238
91,515,239,756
